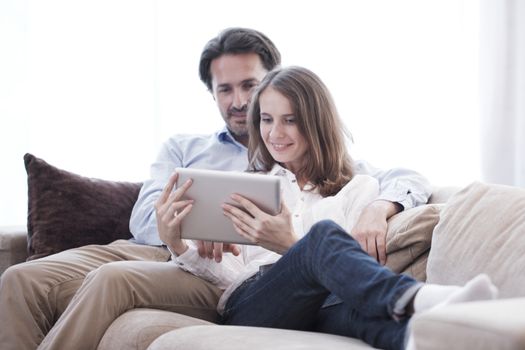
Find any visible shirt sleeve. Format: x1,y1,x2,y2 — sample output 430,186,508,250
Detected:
353,159,432,210
173,242,246,290
129,138,183,245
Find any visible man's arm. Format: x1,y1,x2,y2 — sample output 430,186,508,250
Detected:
353,159,432,211
351,160,432,264
130,139,183,245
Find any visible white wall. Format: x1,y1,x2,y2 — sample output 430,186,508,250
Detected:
0,0,480,225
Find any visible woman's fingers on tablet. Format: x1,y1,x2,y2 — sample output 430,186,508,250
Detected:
195,240,206,258
204,241,214,259
222,203,255,227
213,243,223,263
223,243,240,256
223,209,257,243
232,221,257,244
230,194,264,218
194,241,229,261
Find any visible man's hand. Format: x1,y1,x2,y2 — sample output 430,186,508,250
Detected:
195,241,241,263
155,173,193,256
351,200,402,265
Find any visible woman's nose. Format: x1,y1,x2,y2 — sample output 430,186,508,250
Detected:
270,123,284,137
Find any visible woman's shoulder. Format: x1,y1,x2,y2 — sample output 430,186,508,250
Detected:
338,174,379,194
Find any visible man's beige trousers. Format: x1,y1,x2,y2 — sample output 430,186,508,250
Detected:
0,240,222,350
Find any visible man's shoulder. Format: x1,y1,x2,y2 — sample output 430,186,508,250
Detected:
165,131,221,147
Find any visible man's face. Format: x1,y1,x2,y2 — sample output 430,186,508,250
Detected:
210,53,268,144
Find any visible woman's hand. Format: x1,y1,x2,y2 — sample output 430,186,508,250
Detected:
155,172,194,255
222,194,298,255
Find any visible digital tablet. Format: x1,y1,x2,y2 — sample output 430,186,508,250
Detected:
175,167,281,245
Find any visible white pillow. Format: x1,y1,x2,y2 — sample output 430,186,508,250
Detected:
426,182,525,298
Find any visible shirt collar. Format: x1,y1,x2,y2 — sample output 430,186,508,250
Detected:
217,126,247,149
268,164,316,192
269,163,287,176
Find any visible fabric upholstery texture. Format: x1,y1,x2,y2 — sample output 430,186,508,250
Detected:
0,226,27,275
146,325,374,350
426,181,525,297
385,204,442,281
24,153,142,260
98,309,213,350
412,297,525,350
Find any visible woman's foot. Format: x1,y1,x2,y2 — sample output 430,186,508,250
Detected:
414,273,498,313
406,274,498,350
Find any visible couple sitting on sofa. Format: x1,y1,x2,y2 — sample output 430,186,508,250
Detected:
0,28,498,350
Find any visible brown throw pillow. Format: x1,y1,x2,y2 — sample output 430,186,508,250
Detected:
385,204,442,281
24,153,143,260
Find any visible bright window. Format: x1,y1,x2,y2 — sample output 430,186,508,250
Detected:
0,0,480,225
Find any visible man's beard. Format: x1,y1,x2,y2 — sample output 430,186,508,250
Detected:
226,105,249,136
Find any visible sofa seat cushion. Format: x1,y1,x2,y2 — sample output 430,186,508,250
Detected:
427,181,525,297
146,325,376,350
412,297,525,350
97,308,213,350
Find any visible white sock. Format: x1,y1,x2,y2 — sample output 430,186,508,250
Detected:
405,274,498,350
414,273,498,314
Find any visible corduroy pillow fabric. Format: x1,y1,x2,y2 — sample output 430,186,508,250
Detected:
24,153,142,260
426,181,525,298
385,204,442,281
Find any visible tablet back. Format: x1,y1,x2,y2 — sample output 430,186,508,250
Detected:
175,167,281,244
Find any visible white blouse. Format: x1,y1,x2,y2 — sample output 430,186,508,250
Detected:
173,164,380,313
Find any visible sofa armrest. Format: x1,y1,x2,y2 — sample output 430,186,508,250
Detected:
412,297,525,349
0,226,28,275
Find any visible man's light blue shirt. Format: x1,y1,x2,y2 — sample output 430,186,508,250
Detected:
130,127,431,245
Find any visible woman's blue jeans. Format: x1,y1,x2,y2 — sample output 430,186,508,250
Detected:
220,220,416,350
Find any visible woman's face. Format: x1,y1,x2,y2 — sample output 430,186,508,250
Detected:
259,87,308,174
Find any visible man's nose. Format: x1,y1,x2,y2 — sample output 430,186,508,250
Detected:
232,89,248,109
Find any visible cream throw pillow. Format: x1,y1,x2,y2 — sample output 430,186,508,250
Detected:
385,204,442,281
426,181,525,298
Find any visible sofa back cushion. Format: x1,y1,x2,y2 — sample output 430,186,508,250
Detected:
25,153,142,260
426,181,525,298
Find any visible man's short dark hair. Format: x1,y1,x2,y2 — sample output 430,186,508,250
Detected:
199,27,281,91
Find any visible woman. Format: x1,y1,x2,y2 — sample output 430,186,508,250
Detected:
158,66,498,350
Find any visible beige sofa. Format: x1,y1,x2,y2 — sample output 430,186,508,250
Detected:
2,183,525,350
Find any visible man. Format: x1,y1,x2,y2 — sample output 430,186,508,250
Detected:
0,28,431,350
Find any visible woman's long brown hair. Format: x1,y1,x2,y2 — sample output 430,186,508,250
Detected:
247,66,354,197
